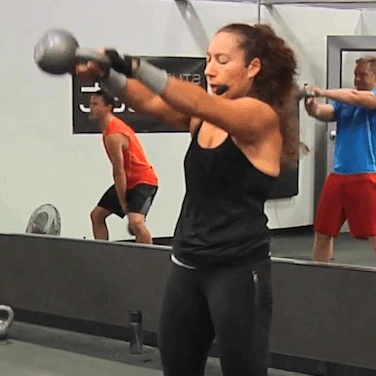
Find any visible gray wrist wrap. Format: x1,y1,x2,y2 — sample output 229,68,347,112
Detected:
134,59,169,94
99,69,128,96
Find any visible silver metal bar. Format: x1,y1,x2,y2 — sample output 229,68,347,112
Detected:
271,256,376,272
261,0,376,5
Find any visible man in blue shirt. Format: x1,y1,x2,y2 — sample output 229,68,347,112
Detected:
305,56,376,262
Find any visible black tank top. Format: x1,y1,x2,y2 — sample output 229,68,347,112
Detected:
172,123,277,268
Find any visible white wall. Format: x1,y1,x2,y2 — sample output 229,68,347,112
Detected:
0,0,366,241
359,10,376,34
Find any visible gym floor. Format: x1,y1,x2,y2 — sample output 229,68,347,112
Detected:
3,322,307,376
270,229,376,267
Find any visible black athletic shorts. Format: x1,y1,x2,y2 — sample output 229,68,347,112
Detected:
97,184,158,218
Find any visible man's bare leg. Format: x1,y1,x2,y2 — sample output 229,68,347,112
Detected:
313,232,334,262
128,212,152,244
90,206,112,240
367,236,376,261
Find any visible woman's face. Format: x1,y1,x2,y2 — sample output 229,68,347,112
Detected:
205,31,260,99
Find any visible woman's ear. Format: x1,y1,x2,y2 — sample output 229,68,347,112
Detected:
247,57,261,79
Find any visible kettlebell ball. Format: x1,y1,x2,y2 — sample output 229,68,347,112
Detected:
34,28,111,75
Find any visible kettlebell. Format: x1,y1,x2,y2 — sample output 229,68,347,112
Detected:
297,84,316,100
34,28,111,75
0,305,14,344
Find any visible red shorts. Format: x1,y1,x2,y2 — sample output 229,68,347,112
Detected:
314,172,376,239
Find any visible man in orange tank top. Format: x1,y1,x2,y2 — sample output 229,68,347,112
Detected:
89,89,158,244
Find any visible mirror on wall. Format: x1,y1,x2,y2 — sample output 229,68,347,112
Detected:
271,37,376,269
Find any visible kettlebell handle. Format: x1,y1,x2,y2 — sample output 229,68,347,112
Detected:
0,305,14,323
0,305,14,343
76,48,111,68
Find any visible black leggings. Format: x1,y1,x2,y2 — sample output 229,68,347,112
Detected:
158,259,272,376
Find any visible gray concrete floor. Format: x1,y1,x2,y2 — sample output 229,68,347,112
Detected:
270,230,376,267
1,339,162,376
2,322,308,376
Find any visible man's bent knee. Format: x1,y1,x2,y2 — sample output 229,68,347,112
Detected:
128,213,147,235
315,232,333,242
90,206,110,224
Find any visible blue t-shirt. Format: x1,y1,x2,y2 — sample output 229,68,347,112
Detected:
333,90,376,174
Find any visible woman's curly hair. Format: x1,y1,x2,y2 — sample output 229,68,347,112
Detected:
217,23,300,168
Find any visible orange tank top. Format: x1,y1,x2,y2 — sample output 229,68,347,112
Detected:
103,117,158,190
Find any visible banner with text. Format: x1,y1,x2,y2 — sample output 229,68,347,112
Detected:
72,56,207,134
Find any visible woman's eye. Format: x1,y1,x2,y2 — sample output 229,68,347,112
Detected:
218,57,228,64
